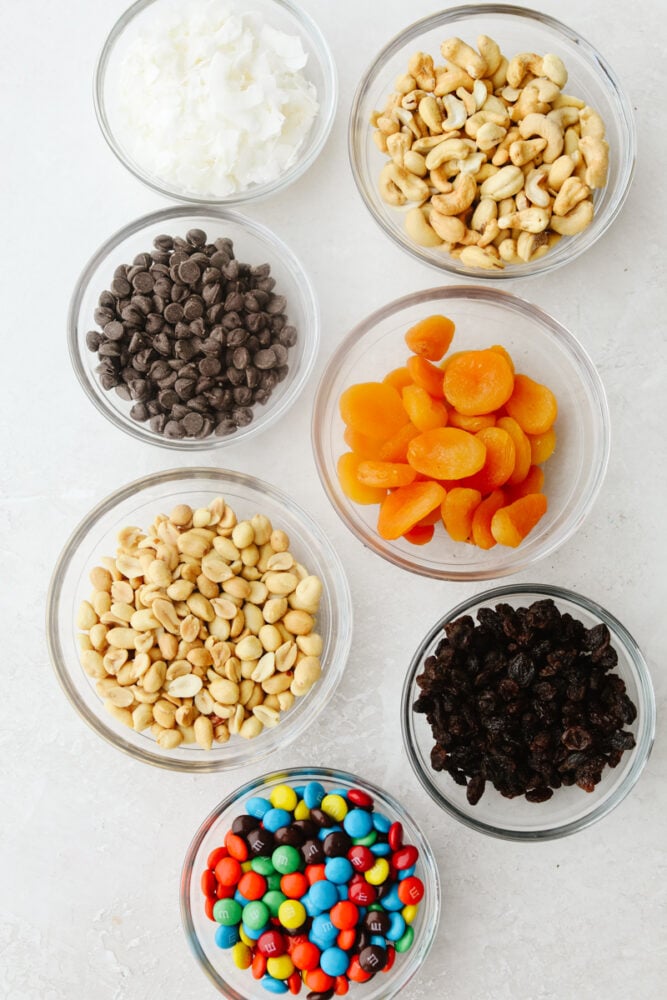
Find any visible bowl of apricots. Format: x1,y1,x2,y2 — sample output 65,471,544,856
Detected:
312,286,610,580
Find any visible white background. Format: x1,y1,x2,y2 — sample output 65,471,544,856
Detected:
1,1,666,998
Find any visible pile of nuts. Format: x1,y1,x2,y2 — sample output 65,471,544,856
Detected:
76,497,324,749
372,35,609,268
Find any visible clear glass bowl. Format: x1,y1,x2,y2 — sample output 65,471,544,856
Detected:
181,767,441,997
46,468,352,771
349,4,636,279
401,584,655,841
68,206,319,451
95,0,337,204
312,286,610,581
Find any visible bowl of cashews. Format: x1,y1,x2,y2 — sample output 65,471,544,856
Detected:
349,4,635,278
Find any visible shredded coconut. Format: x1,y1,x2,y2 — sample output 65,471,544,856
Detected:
115,0,319,197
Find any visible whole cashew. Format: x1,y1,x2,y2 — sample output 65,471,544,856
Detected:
412,134,460,153
492,127,521,165
509,137,547,166
441,94,467,130
579,135,609,188
471,197,498,232
549,199,594,235
460,245,504,269
434,62,474,96
490,56,509,89
394,73,417,95
431,173,478,215
429,211,467,243
477,219,501,248
480,164,525,200
519,113,564,163
425,137,475,170
510,87,549,122
440,152,486,177
547,106,580,129
497,207,551,233
401,89,428,112
580,106,606,139
376,115,400,136
547,154,575,191
457,86,477,117
507,52,544,89
552,176,591,216
403,150,428,177
564,127,581,158
524,165,551,207
553,92,585,110
476,122,507,151
498,237,522,264
440,37,487,79
372,131,388,153
386,131,412,166
379,162,429,205
477,34,503,76
408,51,436,91
419,96,443,133
472,79,489,110
405,207,443,247
529,78,562,103
429,167,454,193
465,108,510,138
542,53,568,88
517,230,550,261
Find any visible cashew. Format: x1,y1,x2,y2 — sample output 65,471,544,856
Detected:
408,51,436,91
552,92,585,110
405,207,443,247
457,85,477,117
430,172,478,214
465,108,509,138
497,206,551,233
549,198,594,235
379,162,429,205
425,137,475,170
476,122,507,151
579,135,609,188
564,127,581,159
434,62,474,96
441,94,467,130
440,37,487,79
477,219,500,248
509,137,547,166
519,113,563,163
376,115,399,136
471,197,498,232
490,56,509,90
395,72,417,95
419,95,443,133
553,176,591,216
492,127,521,165
547,154,575,191
517,230,550,261
476,163,499,182
542,53,568,88
459,245,504,269
480,164,524,200
498,237,522,264
510,87,549,122
413,133,460,153
458,152,486,175
472,79,489,110
386,131,412,166
477,35,502,76
580,105,606,139
524,165,551,207
507,52,543,89
429,167,454,193
547,106,580,129
429,211,467,243
529,78,562,103
403,150,428,176
515,190,530,212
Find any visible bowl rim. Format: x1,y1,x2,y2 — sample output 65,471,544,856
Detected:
179,766,442,998
67,204,320,451
45,467,353,772
311,284,611,581
348,2,637,280
93,0,339,205
400,582,656,841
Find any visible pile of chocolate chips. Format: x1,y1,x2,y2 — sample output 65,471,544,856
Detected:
85,229,295,440
414,598,637,805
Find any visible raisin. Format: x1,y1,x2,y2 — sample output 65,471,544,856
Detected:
467,775,486,805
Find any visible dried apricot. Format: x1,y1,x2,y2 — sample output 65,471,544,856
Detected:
378,423,420,463
404,523,436,545
383,366,412,393
528,427,557,464
444,350,514,416
337,453,387,505
505,374,557,435
504,465,545,502
377,481,446,540
405,314,455,361
407,427,487,480
441,488,482,543
497,416,532,485
357,460,416,488
339,382,408,437
491,494,548,547
471,490,506,549
406,355,446,398
448,410,496,433
461,426,516,494
402,384,449,431
343,426,384,459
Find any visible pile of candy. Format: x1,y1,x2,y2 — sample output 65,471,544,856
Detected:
200,780,424,996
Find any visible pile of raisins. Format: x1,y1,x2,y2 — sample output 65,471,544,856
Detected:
413,598,637,805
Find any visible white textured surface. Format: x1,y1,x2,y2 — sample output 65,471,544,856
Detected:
1,1,665,998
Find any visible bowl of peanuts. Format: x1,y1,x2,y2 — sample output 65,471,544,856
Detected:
46,468,352,770
349,5,635,276
312,285,610,580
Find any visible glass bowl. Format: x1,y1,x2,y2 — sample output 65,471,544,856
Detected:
349,4,636,279
401,584,655,841
181,767,441,997
312,286,610,581
46,468,352,771
68,206,319,451
95,0,337,204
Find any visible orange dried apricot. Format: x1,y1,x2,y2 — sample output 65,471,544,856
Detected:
404,314,455,361
497,416,532,485
505,374,557,435
336,453,387,505
461,426,516,494
448,410,496,433
378,422,420,463
403,523,436,545
504,465,545,502
471,489,506,549
357,460,416,488
402,384,448,432
383,366,412,393
339,382,408,437
441,488,482,543
407,427,487,480
491,494,548,547
377,481,446,540
489,344,515,373
444,350,514,416
343,426,384,460
406,355,446,398
528,427,557,464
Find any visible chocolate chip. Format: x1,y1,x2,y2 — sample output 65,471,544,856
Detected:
254,348,277,370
